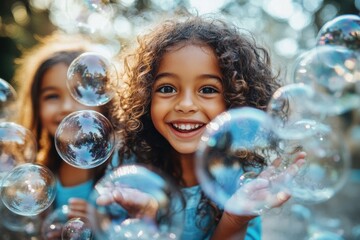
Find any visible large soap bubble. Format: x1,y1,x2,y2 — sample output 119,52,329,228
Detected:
89,164,185,239
55,110,115,169
0,163,56,216
67,52,118,106
196,107,295,215
292,45,360,115
316,14,360,50
0,78,17,121
0,122,37,180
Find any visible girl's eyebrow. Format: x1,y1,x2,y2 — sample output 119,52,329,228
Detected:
40,86,58,93
154,72,222,82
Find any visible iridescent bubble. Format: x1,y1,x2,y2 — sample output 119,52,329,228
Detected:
0,78,17,121
196,107,288,215
267,83,326,139
0,122,37,180
62,217,92,240
0,163,56,216
41,205,69,240
67,52,118,107
292,45,360,115
316,14,360,50
280,121,351,203
0,199,41,235
65,0,114,34
55,110,115,169
89,164,184,239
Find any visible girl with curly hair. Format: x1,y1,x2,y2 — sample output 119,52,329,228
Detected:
100,15,305,239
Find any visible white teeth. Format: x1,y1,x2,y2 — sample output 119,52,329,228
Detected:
172,123,202,131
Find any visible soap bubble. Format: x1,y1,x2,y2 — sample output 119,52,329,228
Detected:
0,78,17,121
279,121,351,203
55,110,115,169
196,107,292,215
65,0,114,34
0,122,37,180
0,163,56,216
267,83,326,139
67,52,118,106
292,45,360,115
41,205,69,240
89,164,185,239
316,14,360,50
62,217,92,240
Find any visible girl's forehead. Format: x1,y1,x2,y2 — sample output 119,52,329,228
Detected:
165,40,211,52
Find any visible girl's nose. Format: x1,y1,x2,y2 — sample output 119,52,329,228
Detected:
174,91,199,113
62,96,79,113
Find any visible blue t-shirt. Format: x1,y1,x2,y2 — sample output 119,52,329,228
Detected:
54,178,94,208
179,185,261,240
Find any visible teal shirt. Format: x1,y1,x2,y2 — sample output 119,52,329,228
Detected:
180,185,261,240
54,178,94,208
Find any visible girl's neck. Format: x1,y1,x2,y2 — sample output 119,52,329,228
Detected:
58,162,93,187
179,153,198,187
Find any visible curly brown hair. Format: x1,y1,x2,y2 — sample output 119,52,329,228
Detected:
113,15,281,184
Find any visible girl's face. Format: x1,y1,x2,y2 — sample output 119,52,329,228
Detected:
151,44,226,155
39,63,101,136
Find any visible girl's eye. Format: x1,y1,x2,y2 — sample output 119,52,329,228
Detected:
42,93,59,100
200,86,219,94
156,85,176,93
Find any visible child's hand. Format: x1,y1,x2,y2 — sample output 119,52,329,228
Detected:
96,187,159,220
225,151,306,216
211,152,306,240
67,198,91,219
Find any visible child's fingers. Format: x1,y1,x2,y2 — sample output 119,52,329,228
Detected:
96,192,114,205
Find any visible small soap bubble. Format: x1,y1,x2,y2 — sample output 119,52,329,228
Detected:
62,217,93,240
0,163,56,216
67,52,118,106
55,110,115,169
65,0,114,34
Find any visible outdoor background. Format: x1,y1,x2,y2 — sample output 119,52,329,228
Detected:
0,0,358,86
